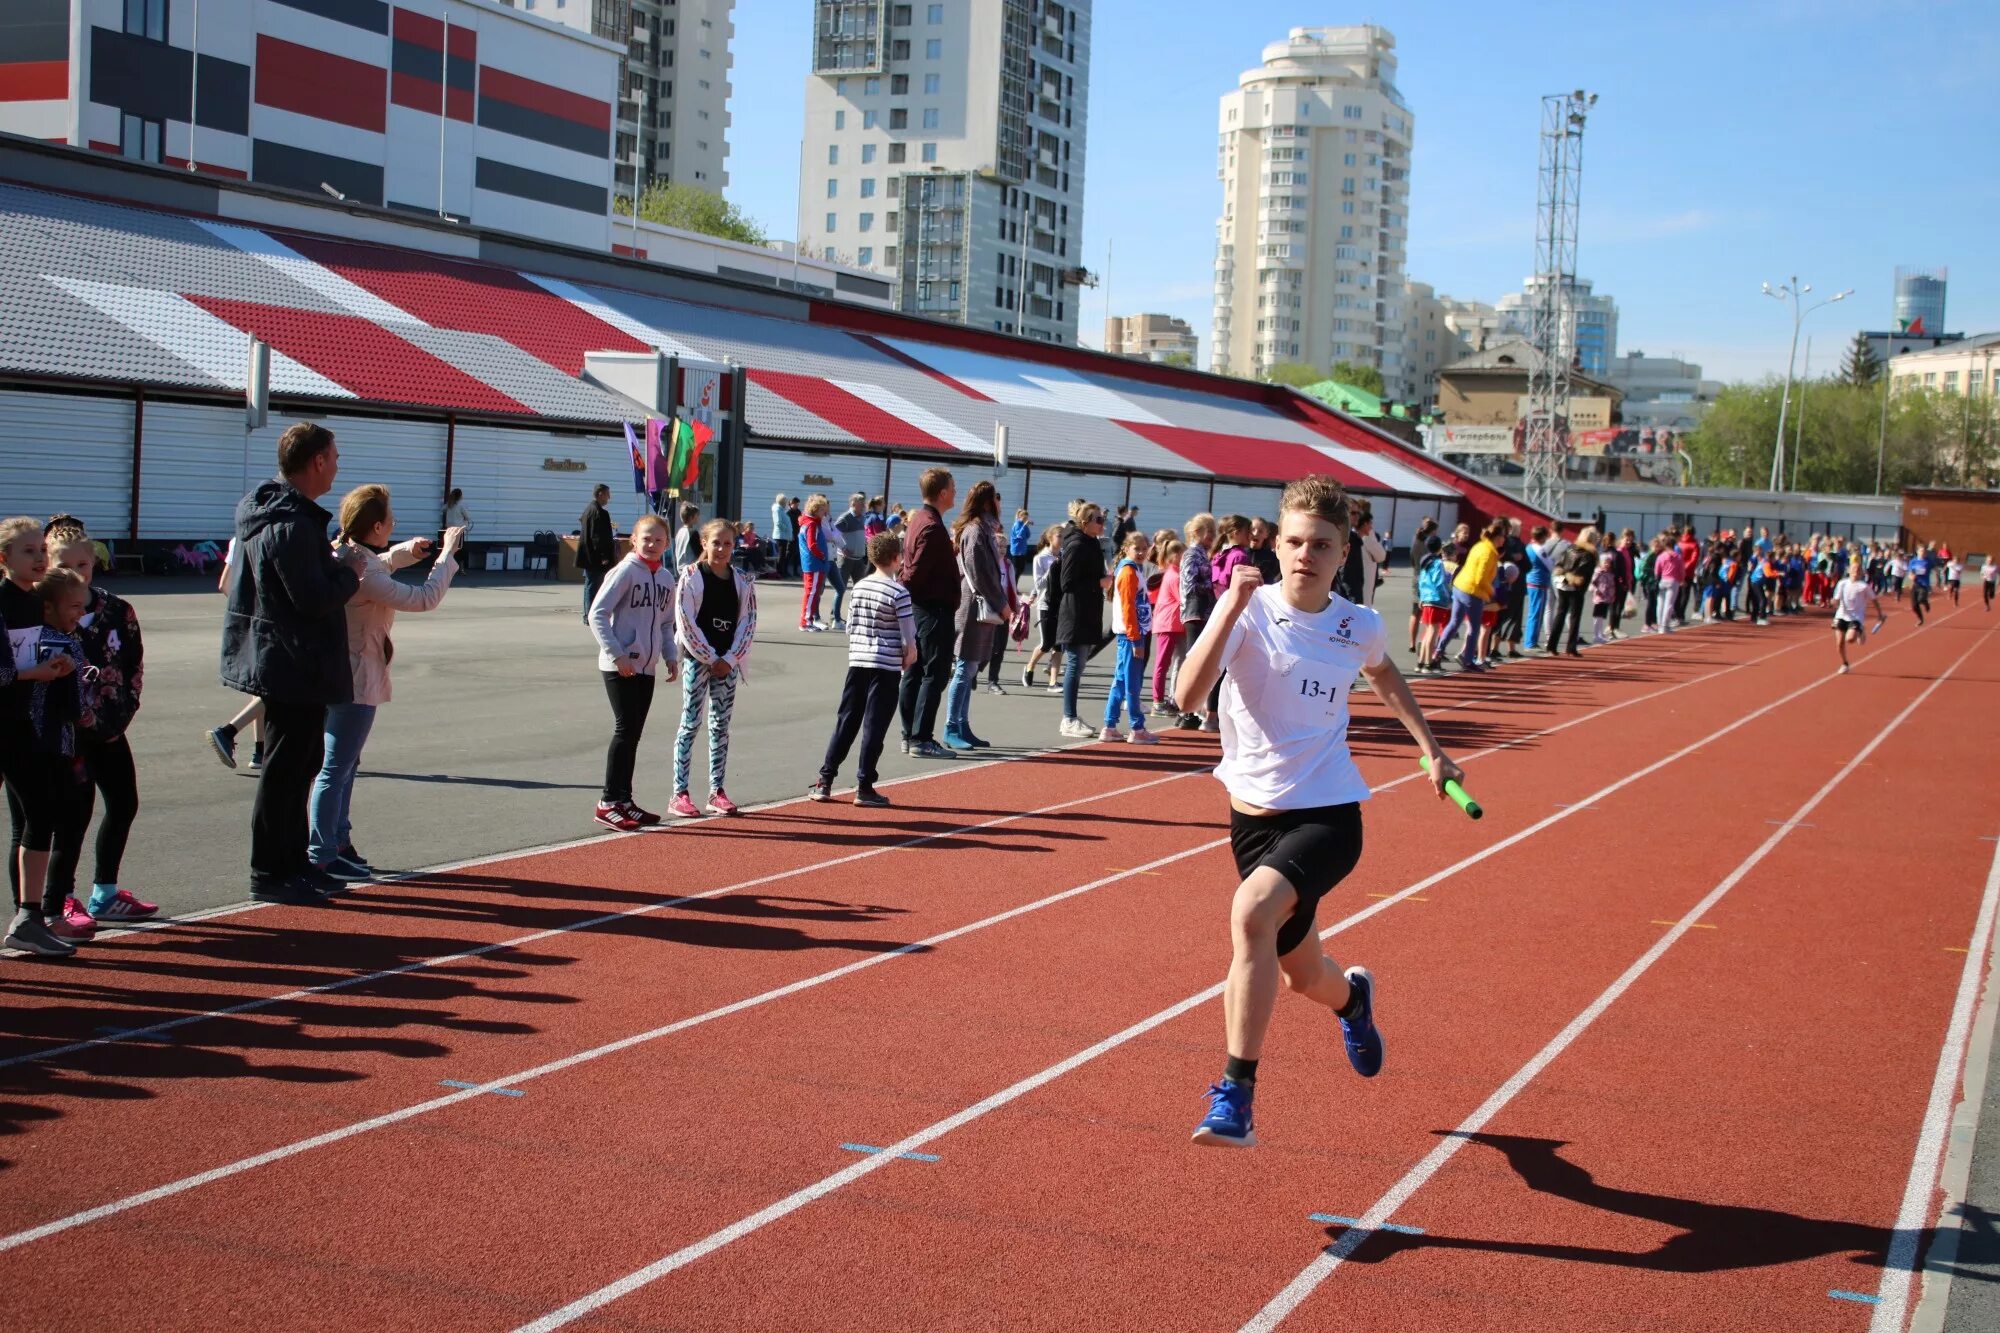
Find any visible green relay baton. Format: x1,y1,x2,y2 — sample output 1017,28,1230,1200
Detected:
1420,756,1483,821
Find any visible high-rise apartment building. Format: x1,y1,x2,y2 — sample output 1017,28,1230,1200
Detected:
1105,313,1197,363
1211,26,1412,387
1495,273,1618,376
801,0,1091,343
504,0,734,197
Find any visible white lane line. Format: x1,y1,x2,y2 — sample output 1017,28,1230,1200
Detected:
0,768,1197,1073
1870,833,2000,1333
0,617,1813,1258
1242,622,1993,1332
510,627,1882,1330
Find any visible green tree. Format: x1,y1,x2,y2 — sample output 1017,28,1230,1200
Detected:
1263,362,1325,388
1328,360,1386,396
1840,332,1882,387
1685,377,1986,495
1159,350,1195,370
614,181,768,246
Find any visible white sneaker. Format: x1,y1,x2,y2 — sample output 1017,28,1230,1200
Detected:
1100,725,1126,742
1127,728,1160,745
1059,717,1096,738
1839,663,1851,674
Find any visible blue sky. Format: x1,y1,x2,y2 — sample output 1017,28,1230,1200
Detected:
724,0,1998,381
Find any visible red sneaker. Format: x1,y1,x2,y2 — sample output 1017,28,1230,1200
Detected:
593,801,640,832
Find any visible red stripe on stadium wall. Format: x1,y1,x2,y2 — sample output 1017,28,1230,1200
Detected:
0,60,67,102
275,232,648,374
185,293,533,416
1114,421,1385,494
255,35,385,134
390,71,472,122
392,6,477,58
850,332,994,402
479,65,609,131
748,369,955,452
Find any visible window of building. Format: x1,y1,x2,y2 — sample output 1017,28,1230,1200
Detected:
1944,370,1959,392
860,177,876,197
922,108,939,128
928,2,943,21
1924,372,1936,386
861,143,876,163
863,109,878,129
922,141,937,162
926,38,942,58
826,212,837,232
826,178,838,197
859,212,874,232
1342,201,1355,215
887,180,900,198
827,144,839,165
836,78,848,96
892,39,910,59
834,110,845,130
890,108,908,129
124,0,167,41
889,142,907,163
887,211,897,228
1973,368,1987,394
859,246,873,266
120,112,162,163
865,76,880,95
924,73,940,94
892,73,908,94
891,3,912,23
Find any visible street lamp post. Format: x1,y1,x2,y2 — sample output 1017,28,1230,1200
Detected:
1761,278,1851,492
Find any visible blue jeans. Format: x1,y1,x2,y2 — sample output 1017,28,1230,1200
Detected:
1436,589,1486,664
582,566,606,620
1062,647,1086,722
308,702,377,865
945,655,980,737
1103,637,1146,729
1525,583,1549,649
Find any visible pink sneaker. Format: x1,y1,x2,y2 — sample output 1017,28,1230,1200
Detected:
705,790,740,817
50,902,96,942
1099,725,1126,742
667,792,701,818
1127,728,1160,745
87,889,158,922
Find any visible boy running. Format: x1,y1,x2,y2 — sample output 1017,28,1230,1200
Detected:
1831,565,1887,673
1984,555,1998,612
1907,546,1932,626
1173,475,1465,1148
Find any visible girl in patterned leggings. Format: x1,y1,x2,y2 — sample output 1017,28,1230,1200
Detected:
671,519,758,818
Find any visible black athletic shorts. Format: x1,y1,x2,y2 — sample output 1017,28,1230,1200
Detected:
1229,801,1364,957
1833,616,1860,635
1912,584,1932,611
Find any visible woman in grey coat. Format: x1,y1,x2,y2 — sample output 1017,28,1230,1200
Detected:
943,481,1007,750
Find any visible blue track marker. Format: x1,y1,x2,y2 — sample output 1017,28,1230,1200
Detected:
440,1079,526,1098
1827,1290,1880,1305
841,1142,940,1163
1308,1212,1426,1236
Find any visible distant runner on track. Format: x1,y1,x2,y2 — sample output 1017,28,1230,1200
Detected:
1173,474,1465,1149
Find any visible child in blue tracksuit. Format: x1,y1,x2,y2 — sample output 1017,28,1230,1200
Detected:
1523,526,1553,650
1101,532,1158,744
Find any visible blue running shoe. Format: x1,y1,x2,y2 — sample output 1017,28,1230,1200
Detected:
1191,1078,1256,1147
1340,967,1384,1078
941,729,976,751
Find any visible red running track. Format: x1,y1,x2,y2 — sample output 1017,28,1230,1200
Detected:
0,609,1992,1330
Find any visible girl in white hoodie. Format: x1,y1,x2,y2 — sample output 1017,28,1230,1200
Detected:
588,513,680,831
309,485,461,879
671,519,757,817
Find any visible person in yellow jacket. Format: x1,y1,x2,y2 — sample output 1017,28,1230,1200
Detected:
1433,517,1509,671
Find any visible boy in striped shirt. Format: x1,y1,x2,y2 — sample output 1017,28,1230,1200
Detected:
810,532,917,807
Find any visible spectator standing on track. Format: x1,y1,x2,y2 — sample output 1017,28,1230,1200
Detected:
769,494,790,578
1674,527,1700,623
1831,566,1887,673
1609,530,1636,638
1435,517,1504,671
1490,552,1525,661
42,518,154,925
1008,508,1035,582
785,497,804,577
1406,516,1440,653
833,493,871,628
309,487,461,882
1652,534,1685,634
1176,474,1463,1149
1546,526,1598,657
1250,517,1283,586
897,468,960,759
1177,513,1218,730
1203,517,1254,730
206,540,266,772
440,489,471,575
942,481,1006,751
810,531,914,808
1101,530,1159,745
1412,535,1450,673
1523,525,1553,651
671,519,757,819
1022,524,1064,691
587,514,679,831
1111,506,1135,548
1354,512,1386,608
1150,537,1185,718
1590,550,1618,644
1055,503,1111,738
984,508,1017,696
672,502,701,572
13,567,91,946
219,422,367,906
797,494,833,631
578,483,619,621
3,518,82,955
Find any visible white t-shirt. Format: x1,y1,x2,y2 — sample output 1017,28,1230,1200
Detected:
1985,561,2000,585
1210,584,1386,810
1833,577,1872,623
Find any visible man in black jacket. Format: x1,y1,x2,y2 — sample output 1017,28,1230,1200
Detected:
579,483,618,618
220,422,364,904
895,467,959,757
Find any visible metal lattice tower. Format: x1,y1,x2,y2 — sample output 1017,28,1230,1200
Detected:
1521,91,1595,519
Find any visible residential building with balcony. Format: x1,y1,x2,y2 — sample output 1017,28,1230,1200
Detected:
1495,273,1618,376
1105,312,1196,363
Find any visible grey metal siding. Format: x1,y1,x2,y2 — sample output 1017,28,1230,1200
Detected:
0,389,134,537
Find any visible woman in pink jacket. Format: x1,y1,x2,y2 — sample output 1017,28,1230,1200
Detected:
1652,535,1685,633
310,485,462,880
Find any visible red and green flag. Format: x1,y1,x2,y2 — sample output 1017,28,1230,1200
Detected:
1898,316,1927,336
663,417,715,494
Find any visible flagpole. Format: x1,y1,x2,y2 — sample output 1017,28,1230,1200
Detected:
1875,326,1892,496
